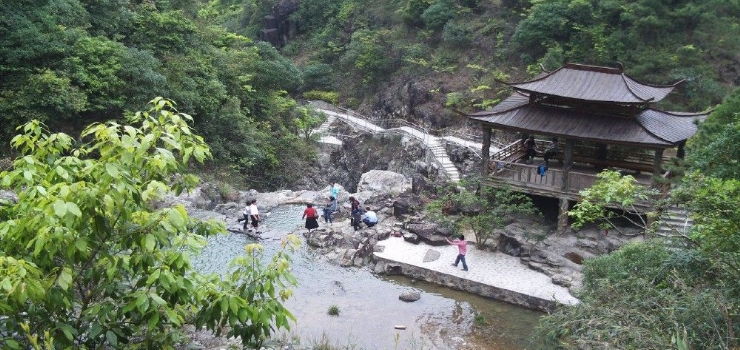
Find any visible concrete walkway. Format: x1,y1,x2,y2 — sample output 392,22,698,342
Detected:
374,235,579,310
312,107,462,182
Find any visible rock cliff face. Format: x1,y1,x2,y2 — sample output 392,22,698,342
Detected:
309,126,443,193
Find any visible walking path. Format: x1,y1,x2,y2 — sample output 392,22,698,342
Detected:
374,235,579,310
310,102,502,183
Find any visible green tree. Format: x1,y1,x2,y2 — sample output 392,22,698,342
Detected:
688,89,740,155
340,29,396,85
427,180,537,248
421,0,455,31
0,98,297,348
568,170,659,235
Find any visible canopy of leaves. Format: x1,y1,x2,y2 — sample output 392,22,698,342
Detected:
426,180,538,248
0,0,316,190
511,0,737,110
0,99,298,348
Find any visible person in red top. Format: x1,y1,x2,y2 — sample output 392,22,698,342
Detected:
446,235,469,271
302,203,320,232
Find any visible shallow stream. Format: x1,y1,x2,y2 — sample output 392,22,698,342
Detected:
191,205,542,349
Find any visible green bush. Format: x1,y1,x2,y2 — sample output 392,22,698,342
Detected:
533,240,736,350
303,90,339,104
422,0,455,31
442,21,472,48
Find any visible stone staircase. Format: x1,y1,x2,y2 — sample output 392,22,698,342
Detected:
426,137,461,182
312,105,462,182
655,206,693,236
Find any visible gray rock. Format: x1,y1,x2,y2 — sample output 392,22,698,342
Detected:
422,249,441,262
402,232,420,244
405,223,451,246
398,290,421,302
356,170,411,196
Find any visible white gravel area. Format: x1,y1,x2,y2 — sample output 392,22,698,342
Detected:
375,236,580,306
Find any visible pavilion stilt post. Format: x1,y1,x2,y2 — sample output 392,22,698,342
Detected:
651,148,664,188
481,126,491,177
557,139,574,232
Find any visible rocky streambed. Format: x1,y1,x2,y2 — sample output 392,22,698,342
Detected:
164,169,642,349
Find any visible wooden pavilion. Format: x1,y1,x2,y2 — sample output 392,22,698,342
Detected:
466,62,709,230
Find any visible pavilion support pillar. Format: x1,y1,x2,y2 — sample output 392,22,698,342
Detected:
557,139,575,232
651,148,664,188
481,126,492,178
677,141,686,159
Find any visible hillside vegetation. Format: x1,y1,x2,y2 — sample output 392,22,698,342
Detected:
3,0,740,349
236,0,739,120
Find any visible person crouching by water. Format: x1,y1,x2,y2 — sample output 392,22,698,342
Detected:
323,196,335,225
361,206,378,227
302,203,320,233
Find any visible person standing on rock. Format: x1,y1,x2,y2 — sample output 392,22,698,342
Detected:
238,200,252,232
330,183,340,212
349,196,360,212
349,196,363,230
249,199,261,233
323,197,335,225
446,235,469,271
302,203,320,232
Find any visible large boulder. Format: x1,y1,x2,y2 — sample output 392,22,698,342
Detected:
356,170,411,196
405,223,452,246
392,194,423,219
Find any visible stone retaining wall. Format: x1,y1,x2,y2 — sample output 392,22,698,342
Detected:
373,257,556,312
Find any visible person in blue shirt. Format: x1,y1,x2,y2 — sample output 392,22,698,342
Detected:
361,207,378,227
330,183,340,211
323,196,335,225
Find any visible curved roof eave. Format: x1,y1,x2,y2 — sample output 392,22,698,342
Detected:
504,63,680,103
468,105,692,148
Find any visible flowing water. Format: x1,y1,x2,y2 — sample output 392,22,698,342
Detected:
192,205,542,349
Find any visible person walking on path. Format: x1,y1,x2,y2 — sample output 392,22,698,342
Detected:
249,199,261,233
446,235,469,271
330,183,340,212
302,203,320,232
322,197,335,225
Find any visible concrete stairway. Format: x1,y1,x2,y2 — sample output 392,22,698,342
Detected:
655,206,693,236
313,106,462,182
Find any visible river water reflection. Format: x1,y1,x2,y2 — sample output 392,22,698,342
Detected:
191,205,542,349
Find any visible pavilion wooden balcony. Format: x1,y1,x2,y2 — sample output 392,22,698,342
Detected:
485,160,654,203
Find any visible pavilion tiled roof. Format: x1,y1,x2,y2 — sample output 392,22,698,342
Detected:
506,63,681,103
469,93,708,148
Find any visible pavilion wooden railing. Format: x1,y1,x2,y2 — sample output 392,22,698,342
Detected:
488,160,599,196
491,140,525,162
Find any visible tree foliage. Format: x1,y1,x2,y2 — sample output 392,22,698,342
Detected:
0,0,315,190
533,241,734,350
426,180,538,248
0,99,297,348
568,170,659,234
512,0,737,109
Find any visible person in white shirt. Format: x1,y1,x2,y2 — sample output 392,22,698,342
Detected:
248,199,260,232
238,200,251,230
361,207,378,228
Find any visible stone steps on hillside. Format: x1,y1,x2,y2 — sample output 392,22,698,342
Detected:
655,206,693,236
